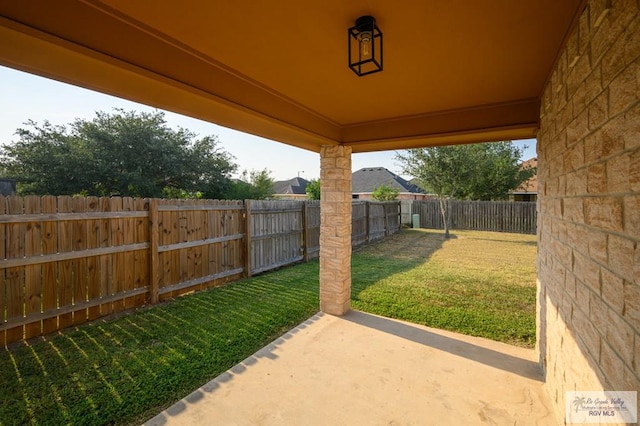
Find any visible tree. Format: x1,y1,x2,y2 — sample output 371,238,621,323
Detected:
306,178,321,200
395,141,533,238
371,183,399,201
1,110,237,197
226,168,274,200
460,143,535,201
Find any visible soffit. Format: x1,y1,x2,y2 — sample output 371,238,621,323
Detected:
0,0,585,152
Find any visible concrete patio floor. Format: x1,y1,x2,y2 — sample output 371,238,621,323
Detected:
145,311,556,425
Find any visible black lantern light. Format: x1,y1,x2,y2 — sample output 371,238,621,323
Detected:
348,15,383,77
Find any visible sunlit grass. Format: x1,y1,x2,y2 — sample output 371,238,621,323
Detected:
352,229,537,347
0,228,537,425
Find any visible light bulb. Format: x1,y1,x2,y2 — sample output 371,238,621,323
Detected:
358,31,372,59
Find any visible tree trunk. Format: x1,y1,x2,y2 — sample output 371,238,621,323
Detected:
438,197,450,238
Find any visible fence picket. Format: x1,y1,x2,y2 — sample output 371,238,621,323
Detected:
86,196,101,320
24,195,42,338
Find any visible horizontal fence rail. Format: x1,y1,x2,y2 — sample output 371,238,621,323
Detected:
0,196,400,345
411,199,537,234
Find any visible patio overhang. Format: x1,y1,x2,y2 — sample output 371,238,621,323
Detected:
0,0,585,152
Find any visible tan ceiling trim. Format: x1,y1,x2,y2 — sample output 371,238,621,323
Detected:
341,99,539,145
0,1,341,142
0,17,339,152
344,124,537,153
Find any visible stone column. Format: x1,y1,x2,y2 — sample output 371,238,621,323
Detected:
319,145,352,315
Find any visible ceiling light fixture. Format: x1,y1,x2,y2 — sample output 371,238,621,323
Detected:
348,15,383,77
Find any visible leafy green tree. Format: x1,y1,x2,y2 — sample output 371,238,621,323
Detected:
226,168,274,200
395,141,532,238
460,142,535,201
371,183,399,201
305,178,321,200
1,110,237,197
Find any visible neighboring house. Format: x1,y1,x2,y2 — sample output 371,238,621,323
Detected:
510,157,537,202
272,177,310,199
351,167,428,200
0,178,16,196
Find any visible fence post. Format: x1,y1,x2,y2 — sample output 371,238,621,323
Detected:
302,201,310,262
365,201,370,243
149,198,160,304
384,203,390,236
244,199,253,277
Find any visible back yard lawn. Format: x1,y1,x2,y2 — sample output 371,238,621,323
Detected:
0,229,536,425
351,229,537,347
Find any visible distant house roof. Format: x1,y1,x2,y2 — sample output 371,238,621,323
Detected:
513,157,538,194
352,167,425,194
272,177,310,195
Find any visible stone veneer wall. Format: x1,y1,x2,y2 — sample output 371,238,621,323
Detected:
536,0,640,422
319,145,352,315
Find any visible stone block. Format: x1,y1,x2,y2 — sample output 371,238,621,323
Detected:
575,251,602,293
623,104,640,149
601,267,625,314
608,61,639,117
622,281,640,328
324,191,350,203
585,196,624,232
590,0,613,30
563,197,585,223
566,108,590,144
622,364,640,397
623,15,640,65
576,280,592,313
572,80,588,116
623,196,640,238
635,332,640,375
590,292,609,338
607,152,630,193
599,340,626,388
572,306,602,363
587,163,607,194
630,151,640,191
591,121,627,161
565,271,577,298
601,33,628,87
588,90,608,130
585,65,604,105
320,298,350,316
567,55,592,100
588,230,608,264
607,234,635,282
566,168,588,196
577,2,591,48
553,239,573,270
335,156,351,169
564,140,585,171
574,224,592,257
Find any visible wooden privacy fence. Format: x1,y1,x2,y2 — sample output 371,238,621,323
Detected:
412,200,537,234
0,196,399,345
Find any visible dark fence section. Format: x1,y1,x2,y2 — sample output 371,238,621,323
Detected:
411,200,537,234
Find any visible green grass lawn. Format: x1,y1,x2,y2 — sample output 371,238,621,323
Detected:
351,229,537,347
0,228,536,425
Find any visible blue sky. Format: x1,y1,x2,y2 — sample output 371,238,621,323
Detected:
0,65,537,181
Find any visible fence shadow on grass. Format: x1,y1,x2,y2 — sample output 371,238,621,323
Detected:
0,268,321,426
